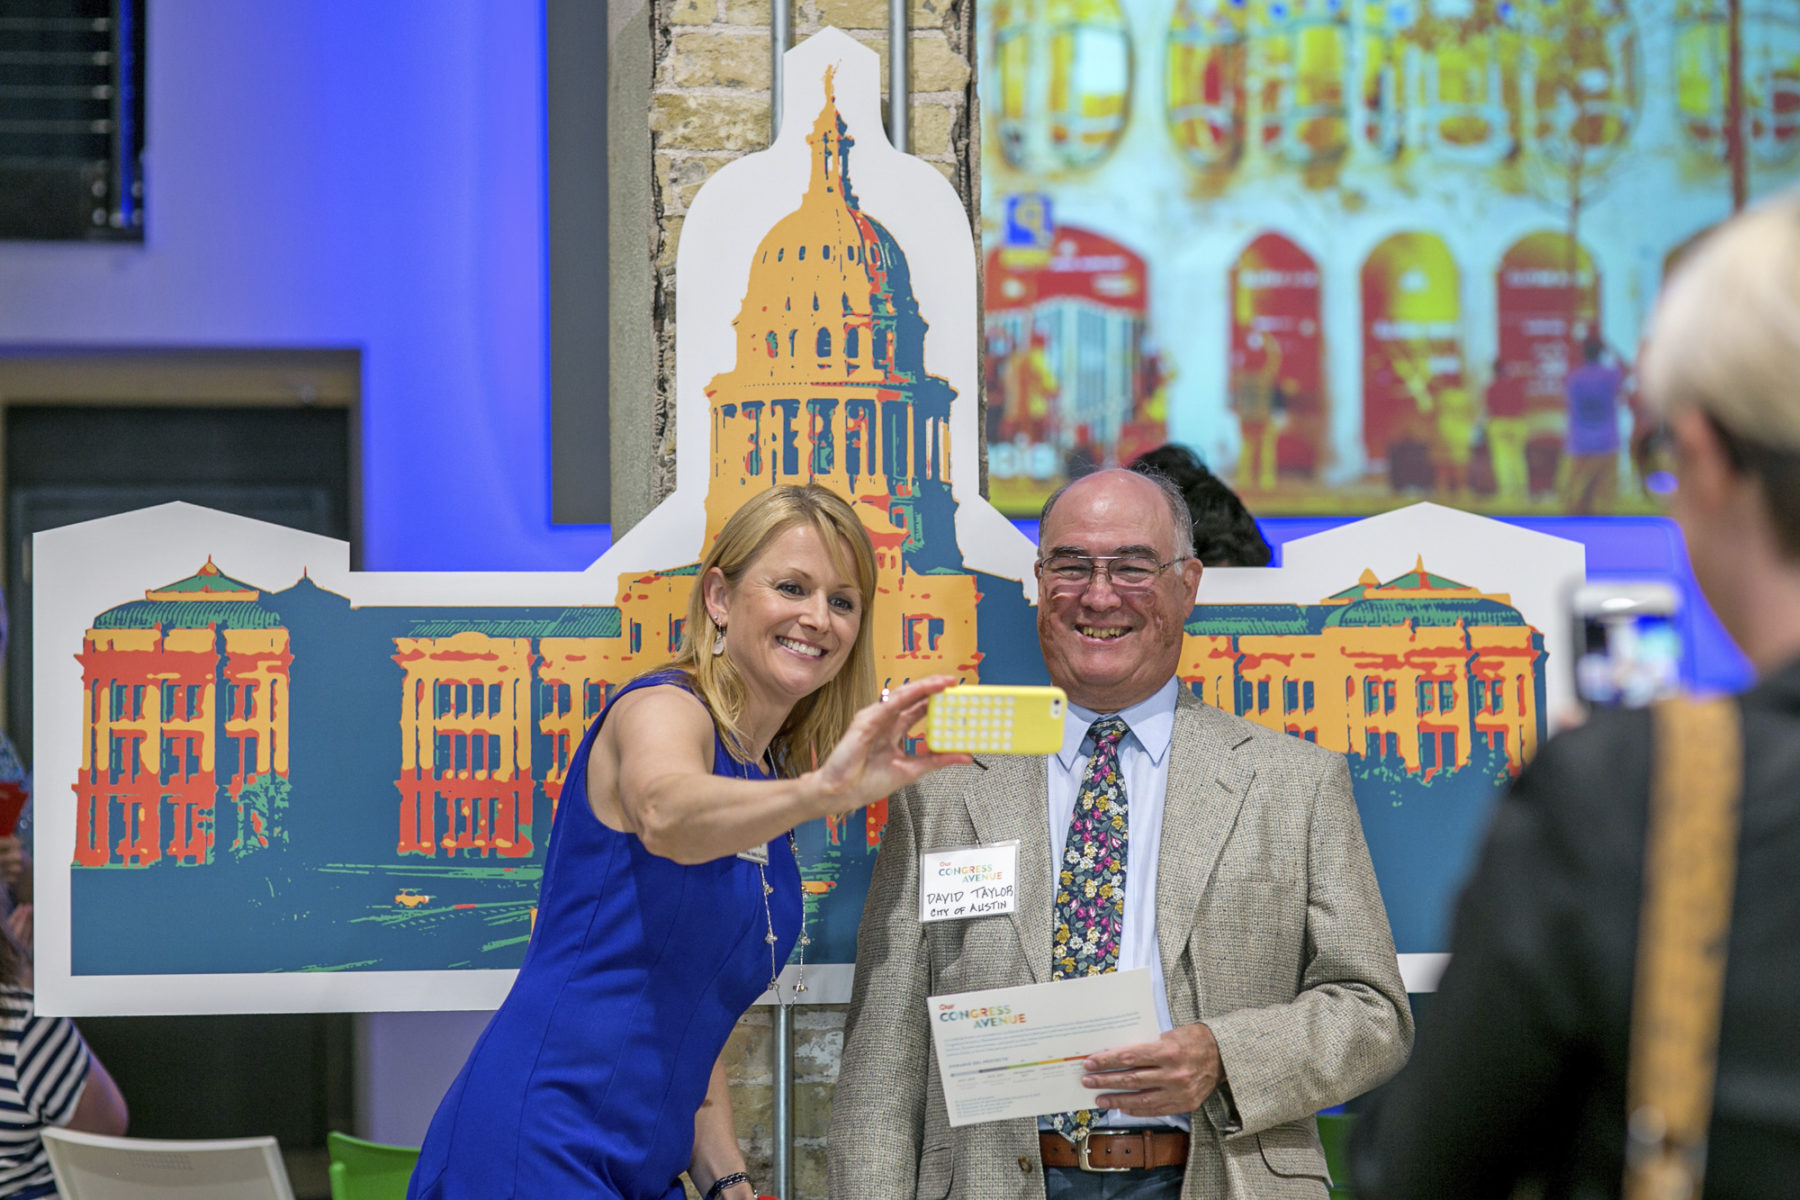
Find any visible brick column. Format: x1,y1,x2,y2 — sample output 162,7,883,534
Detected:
641,8,975,1195
695,1006,851,1200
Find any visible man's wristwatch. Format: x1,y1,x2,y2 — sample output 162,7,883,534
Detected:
704,1171,752,1200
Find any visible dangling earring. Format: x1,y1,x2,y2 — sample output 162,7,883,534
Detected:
711,619,727,656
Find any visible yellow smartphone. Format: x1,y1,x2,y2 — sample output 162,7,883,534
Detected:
926,684,1068,755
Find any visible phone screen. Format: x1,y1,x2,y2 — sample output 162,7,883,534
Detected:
1576,609,1684,709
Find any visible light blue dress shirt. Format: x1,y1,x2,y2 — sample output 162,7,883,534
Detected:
1042,675,1189,1132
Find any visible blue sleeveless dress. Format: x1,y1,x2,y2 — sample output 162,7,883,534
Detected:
409,672,803,1200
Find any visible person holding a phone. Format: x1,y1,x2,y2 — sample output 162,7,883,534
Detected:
1353,194,1800,1196
409,485,965,1200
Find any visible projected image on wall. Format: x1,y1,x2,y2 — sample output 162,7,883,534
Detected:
977,0,1800,516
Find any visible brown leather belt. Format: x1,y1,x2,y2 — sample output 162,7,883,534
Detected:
1038,1130,1190,1173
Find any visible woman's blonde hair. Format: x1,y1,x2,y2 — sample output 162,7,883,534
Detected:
655,484,879,777
1642,191,1800,557
1641,192,1800,452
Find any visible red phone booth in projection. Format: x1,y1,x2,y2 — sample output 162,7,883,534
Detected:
1228,232,1323,486
1495,232,1601,496
984,225,1156,511
1361,232,1464,487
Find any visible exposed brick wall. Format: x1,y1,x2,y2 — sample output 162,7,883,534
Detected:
688,1006,848,1199
646,0,977,506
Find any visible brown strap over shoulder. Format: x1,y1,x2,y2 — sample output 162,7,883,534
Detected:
1623,696,1742,1200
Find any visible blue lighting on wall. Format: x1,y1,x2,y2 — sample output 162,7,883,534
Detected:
0,3,608,573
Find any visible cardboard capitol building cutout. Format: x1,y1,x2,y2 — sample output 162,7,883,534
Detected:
35,30,1581,1016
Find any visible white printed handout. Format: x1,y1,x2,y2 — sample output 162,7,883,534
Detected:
927,969,1163,1127
919,842,1019,922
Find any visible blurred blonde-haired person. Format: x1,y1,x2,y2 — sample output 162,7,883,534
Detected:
1353,195,1800,1196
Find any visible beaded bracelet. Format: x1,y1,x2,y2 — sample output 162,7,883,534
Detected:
705,1171,751,1200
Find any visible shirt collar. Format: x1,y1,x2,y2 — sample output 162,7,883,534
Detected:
1055,676,1180,770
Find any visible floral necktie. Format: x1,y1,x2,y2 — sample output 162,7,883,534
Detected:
1050,714,1130,1142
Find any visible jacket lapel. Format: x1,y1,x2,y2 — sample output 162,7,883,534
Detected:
1156,692,1255,990
964,752,1053,985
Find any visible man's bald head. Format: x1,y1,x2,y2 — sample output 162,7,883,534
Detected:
1039,469,1195,560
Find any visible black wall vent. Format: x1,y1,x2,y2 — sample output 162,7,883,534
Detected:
0,0,145,241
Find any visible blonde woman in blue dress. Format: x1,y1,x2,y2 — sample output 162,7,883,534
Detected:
410,484,966,1200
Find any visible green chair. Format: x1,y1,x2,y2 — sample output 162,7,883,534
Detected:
1317,1112,1354,1197
327,1131,421,1200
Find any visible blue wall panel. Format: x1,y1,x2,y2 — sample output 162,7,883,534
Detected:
0,1,609,572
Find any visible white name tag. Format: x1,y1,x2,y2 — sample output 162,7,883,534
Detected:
920,841,1019,922
736,842,770,866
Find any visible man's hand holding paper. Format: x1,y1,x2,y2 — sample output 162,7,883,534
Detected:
1082,1021,1225,1116
926,968,1164,1127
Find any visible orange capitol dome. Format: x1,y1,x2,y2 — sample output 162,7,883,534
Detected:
723,70,922,393
704,69,958,572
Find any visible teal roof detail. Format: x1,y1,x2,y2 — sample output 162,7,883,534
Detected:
1187,595,1527,636
1187,604,1327,636
1323,598,1526,628
147,560,259,595
1328,565,1473,601
1382,567,1472,591
96,601,283,631
405,608,625,639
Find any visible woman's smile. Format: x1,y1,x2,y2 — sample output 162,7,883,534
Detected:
776,635,827,659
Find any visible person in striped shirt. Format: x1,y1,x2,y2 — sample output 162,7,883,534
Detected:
0,891,126,1199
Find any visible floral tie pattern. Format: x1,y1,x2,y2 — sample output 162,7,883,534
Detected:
1050,714,1130,1142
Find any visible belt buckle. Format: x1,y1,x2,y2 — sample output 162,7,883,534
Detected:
1075,1133,1131,1174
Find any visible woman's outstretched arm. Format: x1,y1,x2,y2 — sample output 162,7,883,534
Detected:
590,677,967,864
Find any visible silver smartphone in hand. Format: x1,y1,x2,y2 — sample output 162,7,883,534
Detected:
1571,581,1684,709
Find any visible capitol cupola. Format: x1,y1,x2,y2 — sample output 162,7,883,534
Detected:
716,67,926,390
810,68,855,202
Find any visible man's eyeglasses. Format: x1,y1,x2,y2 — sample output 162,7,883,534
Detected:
1632,421,1680,499
1035,553,1190,592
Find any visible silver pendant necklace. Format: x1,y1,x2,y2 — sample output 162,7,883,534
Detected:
758,828,809,1003
739,750,809,1003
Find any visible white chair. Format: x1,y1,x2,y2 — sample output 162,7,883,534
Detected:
41,1127,296,1200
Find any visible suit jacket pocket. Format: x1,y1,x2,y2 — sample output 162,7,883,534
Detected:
916,1143,953,1200
1256,1119,1330,1184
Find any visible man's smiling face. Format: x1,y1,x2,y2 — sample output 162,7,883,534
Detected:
1035,470,1204,713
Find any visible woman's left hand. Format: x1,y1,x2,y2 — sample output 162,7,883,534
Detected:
806,676,970,818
